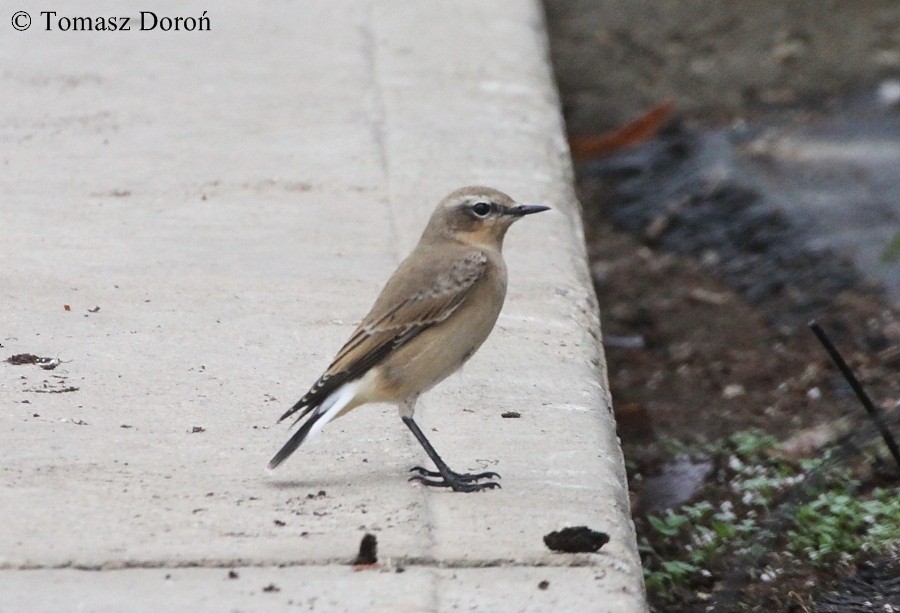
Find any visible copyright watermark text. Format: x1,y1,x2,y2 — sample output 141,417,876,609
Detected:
11,11,30,30
10,10,210,32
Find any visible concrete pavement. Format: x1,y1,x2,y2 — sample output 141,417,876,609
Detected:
0,1,645,610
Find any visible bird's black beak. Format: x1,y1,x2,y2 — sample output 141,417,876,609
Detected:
509,204,551,217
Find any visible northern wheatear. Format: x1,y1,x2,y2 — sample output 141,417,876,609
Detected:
269,186,549,492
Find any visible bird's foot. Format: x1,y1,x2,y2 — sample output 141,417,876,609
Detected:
408,466,501,492
409,466,500,482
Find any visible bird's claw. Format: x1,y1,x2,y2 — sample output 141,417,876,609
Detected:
408,474,501,492
408,466,501,492
409,466,500,482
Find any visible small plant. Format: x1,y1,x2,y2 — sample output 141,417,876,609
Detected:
789,487,900,563
729,429,777,458
639,429,900,610
644,559,701,595
882,230,900,262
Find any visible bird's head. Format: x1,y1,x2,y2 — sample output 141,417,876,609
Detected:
422,186,550,249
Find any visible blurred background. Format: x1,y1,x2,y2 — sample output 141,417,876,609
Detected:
543,1,899,610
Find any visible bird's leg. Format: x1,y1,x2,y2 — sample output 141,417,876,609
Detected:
402,416,500,492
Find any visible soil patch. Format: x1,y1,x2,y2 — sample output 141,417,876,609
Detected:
5,353,59,370
543,526,610,553
352,533,378,566
575,146,899,610
566,111,900,610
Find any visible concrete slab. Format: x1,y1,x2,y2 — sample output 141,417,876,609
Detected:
0,566,633,613
1,0,644,609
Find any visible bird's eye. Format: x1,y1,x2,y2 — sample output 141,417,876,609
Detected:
471,202,491,217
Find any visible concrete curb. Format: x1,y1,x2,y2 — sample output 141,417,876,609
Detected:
1,0,645,610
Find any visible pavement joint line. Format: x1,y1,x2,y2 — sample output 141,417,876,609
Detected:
1,556,605,572
363,3,442,575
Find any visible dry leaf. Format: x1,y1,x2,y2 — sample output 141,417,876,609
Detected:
570,100,676,159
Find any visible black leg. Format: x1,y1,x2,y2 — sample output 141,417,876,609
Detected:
402,416,500,492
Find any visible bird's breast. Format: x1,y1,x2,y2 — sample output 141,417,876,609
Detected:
377,259,507,400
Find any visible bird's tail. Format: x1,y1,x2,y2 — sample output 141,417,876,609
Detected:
267,381,359,469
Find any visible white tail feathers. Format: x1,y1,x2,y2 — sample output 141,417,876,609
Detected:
304,380,359,443
268,373,374,469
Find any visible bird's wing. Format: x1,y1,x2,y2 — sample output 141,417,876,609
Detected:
277,250,488,425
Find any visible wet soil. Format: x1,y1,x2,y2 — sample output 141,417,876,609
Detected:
813,558,900,613
578,166,899,610
583,181,898,442
577,142,899,607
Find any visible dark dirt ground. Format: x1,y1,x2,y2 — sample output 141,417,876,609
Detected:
544,5,900,610
579,135,899,611
580,171,899,610
579,125,899,459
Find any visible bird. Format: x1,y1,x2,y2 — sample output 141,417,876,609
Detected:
268,186,550,492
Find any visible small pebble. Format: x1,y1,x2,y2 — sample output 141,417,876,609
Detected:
723,384,745,399
878,79,900,109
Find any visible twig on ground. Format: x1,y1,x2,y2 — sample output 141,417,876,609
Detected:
809,320,900,471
